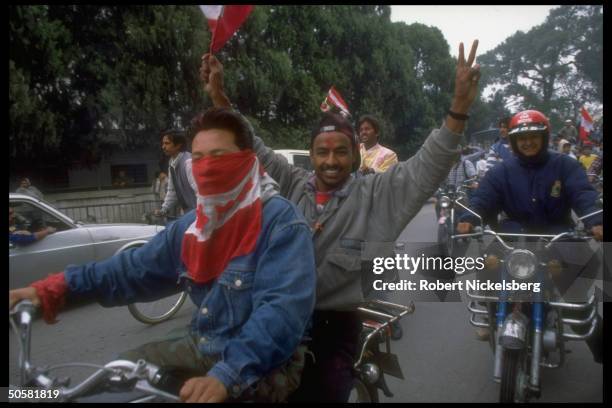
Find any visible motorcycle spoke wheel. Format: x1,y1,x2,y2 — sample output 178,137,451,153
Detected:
128,291,187,325
438,224,450,257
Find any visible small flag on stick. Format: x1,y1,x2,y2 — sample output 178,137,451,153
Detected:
320,86,351,118
579,106,593,142
200,5,254,54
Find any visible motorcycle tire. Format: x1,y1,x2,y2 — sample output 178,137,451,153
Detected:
437,223,450,257
488,304,497,353
499,349,526,403
128,291,188,325
348,378,378,403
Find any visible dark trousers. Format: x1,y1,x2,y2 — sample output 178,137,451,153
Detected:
289,311,362,403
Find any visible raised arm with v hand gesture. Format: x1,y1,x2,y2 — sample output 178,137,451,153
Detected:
446,40,481,134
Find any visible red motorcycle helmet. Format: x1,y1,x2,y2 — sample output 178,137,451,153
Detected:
507,110,551,161
508,110,550,136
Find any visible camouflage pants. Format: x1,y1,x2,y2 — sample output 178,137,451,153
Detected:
118,326,306,402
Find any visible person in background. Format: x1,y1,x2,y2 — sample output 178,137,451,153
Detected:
485,117,513,172
591,140,602,157
9,207,56,246
155,130,197,218
578,141,597,172
559,118,578,145
112,170,133,188
357,114,398,175
476,152,488,178
560,141,577,160
15,178,44,200
152,170,169,205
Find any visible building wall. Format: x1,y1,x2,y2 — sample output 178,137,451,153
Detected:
68,147,162,190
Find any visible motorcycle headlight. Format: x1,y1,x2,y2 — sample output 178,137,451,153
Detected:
506,249,537,280
440,196,451,208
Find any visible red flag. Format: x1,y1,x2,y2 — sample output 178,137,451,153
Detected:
579,106,593,142
200,5,253,53
320,86,351,117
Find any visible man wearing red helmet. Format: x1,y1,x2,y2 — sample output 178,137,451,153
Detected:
457,110,602,237
456,109,603,363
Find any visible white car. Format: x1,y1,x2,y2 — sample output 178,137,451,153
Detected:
274,149,312,170
9,193,163,289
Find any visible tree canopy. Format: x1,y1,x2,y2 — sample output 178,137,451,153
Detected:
10,5,458,183
477,5,602,131
9,5,602,187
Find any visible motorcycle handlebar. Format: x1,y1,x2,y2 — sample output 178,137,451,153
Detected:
9,301,180,402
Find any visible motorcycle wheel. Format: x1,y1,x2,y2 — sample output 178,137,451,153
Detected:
499,349,527,403
437,223,450,257
348,379,377,403
128,291,188,325
487,304,497,353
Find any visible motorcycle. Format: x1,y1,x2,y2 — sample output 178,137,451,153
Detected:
436,177,478,257
9,300,182,402
451,202,603,403
348,299,415,402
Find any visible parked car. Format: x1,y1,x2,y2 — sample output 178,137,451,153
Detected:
274,149,312,170
9,193,164,289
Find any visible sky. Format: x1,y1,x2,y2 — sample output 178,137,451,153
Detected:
391,5,558,57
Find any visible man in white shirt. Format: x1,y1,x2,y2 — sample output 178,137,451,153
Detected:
476,152,487,178
154,130,198,217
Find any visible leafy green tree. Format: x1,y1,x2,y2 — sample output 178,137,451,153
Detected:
478,5,602,131
10,5,461,187
10,5,209,180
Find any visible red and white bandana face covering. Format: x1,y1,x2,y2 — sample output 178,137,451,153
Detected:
181,149,278,284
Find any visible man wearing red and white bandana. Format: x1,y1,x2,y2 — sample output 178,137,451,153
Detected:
9,108,316,403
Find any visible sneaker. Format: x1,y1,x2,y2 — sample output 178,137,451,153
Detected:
475,327,490,341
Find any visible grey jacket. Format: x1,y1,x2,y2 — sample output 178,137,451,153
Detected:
252,122,463,310
162,152,197,213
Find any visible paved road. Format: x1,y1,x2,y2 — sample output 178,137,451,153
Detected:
9,203,602,402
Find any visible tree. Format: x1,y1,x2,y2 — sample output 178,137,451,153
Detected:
478,5,602,131
10,5,458,187
9,5,208,180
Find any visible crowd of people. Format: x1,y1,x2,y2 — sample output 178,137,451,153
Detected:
9,38,605,403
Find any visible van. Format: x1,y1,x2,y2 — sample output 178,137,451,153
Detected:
273,150,312,171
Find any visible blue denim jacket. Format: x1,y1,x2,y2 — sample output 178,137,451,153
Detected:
64,196,316,397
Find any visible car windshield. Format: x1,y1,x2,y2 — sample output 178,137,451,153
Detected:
293,154,312,170
10,200,74,232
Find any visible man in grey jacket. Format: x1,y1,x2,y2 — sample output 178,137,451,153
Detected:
154,130,198,217
201,40,482,402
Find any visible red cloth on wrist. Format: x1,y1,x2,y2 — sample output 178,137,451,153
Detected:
30,272,68,324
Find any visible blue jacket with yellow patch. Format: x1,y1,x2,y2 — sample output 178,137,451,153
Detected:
461,151,602,233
